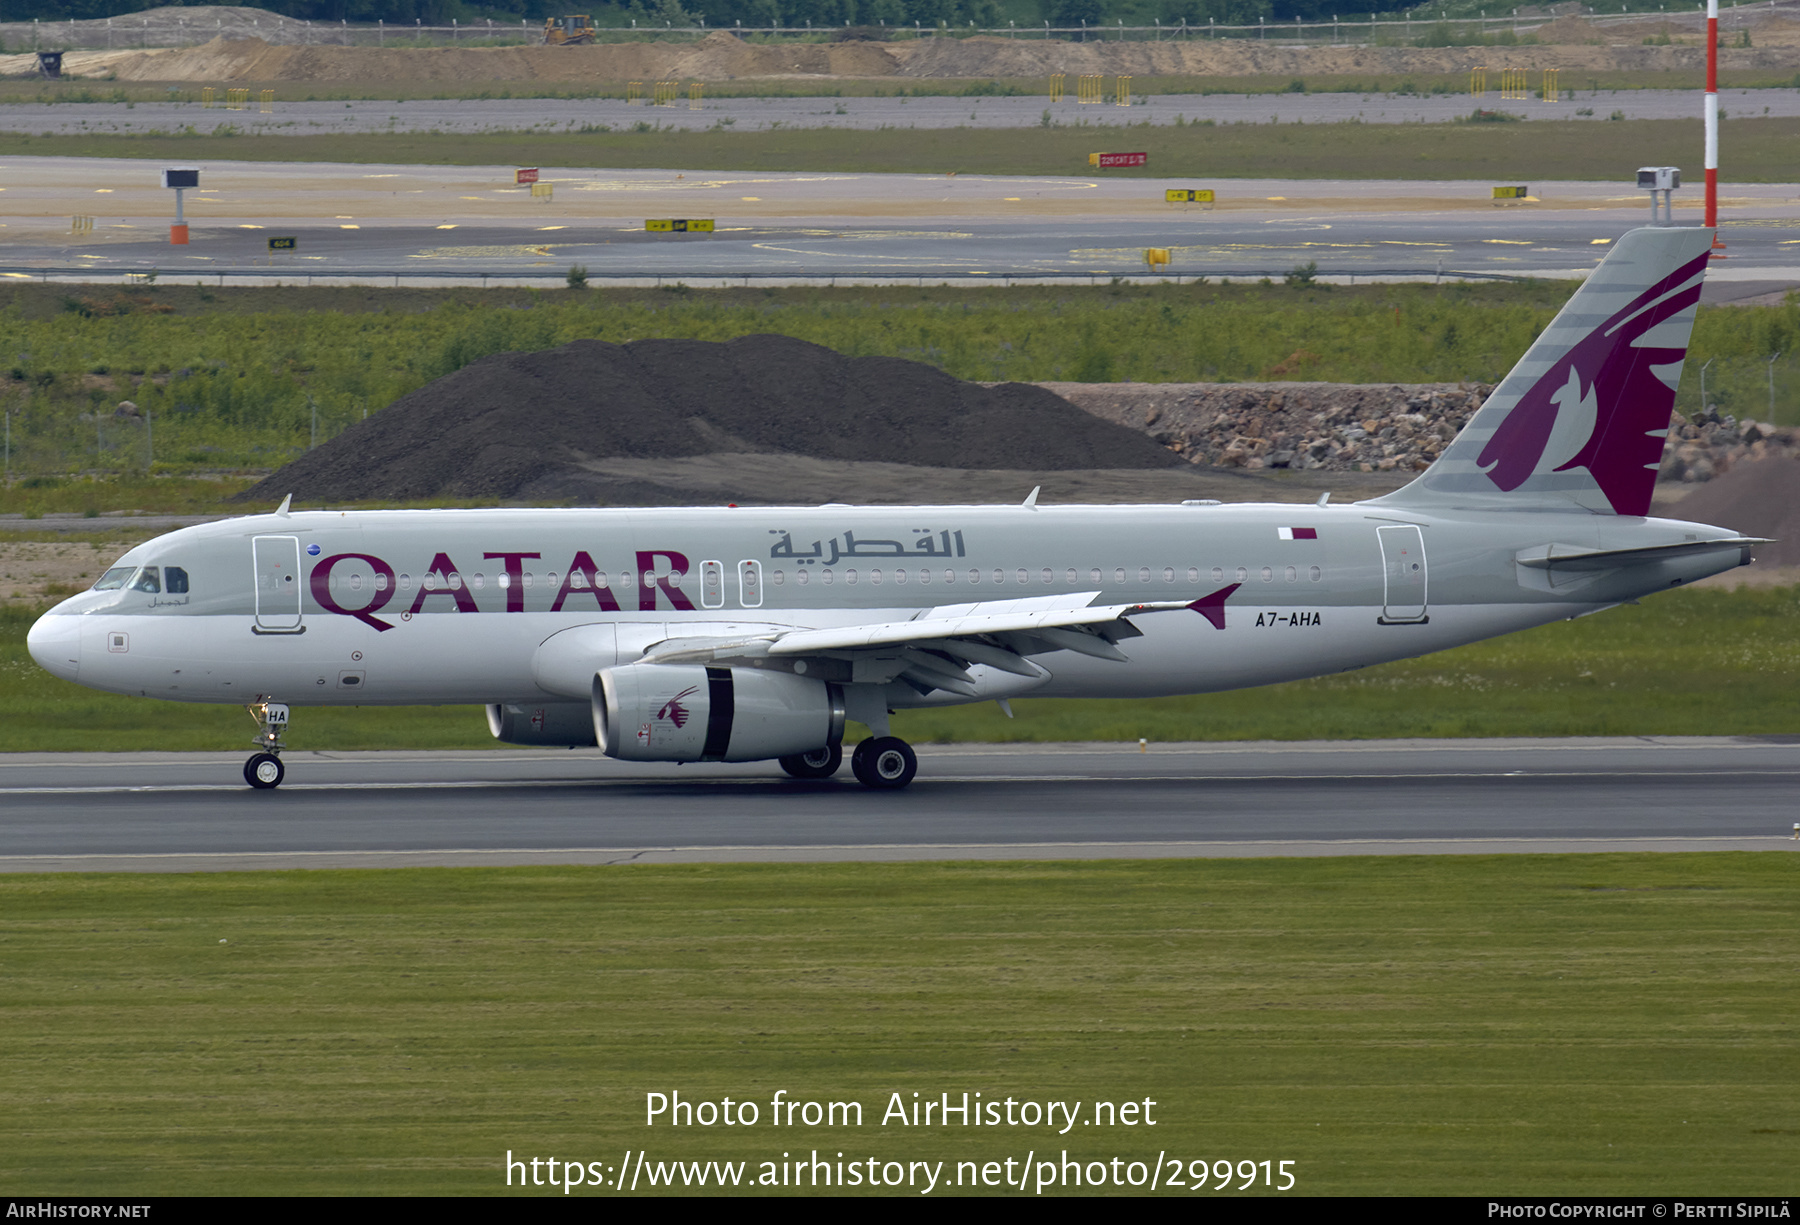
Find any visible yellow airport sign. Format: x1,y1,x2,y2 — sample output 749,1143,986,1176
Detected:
1165,189,1216,203
646,219,715,233
1492,185,1529,200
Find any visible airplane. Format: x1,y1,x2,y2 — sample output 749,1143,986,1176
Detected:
26,226,1762,791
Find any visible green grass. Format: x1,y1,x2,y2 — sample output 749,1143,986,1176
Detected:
1,855,1793,1195
6,282,1795,485
6,585,1798,752
4,116,1799,181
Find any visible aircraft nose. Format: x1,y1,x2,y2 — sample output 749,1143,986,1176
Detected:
27,612,80,683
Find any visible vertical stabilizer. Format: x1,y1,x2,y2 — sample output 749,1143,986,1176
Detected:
1373,226,1714,517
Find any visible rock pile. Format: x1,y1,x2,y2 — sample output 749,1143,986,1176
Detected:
1660,408,1800,485
1048,383,1794,487
1041,382,1490,475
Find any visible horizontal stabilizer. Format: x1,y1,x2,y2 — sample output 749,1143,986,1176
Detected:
1516,537,1767,571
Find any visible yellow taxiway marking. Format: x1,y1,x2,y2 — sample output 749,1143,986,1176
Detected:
740,196,761,201
537,226,566,230
238,224,263,229
95,189,112,193
1483,239,1531,244
1592,238,1612,244
436,224,457,230
340,224,360,229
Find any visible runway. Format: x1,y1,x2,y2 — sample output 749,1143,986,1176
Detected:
6,156,1799,284
2,738,1795,871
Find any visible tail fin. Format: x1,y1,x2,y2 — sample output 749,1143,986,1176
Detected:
1373,226,1713,517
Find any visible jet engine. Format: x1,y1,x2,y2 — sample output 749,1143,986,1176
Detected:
486,702,598,747
595,663,844,763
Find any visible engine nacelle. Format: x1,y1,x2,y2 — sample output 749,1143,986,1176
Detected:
595,663,844,763
486,702,598,747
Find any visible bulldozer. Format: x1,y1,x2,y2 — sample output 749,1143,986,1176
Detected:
542,15,597,45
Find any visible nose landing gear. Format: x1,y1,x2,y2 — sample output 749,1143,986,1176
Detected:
243,700,290,790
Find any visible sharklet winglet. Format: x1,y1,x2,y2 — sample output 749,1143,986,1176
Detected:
1187,582,1242,630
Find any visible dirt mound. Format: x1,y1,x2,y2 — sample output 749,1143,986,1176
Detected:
1529,16,1605,43
1657,458,1800,568
46,20,1800,83
239,335,1181,505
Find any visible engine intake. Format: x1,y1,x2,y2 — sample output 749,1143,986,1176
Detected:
595,663,844,763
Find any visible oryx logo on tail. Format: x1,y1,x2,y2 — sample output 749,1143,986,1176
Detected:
1476,247,1710,516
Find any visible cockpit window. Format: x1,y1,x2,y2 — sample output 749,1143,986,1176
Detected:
93,567,136,591
165,567,189,594
129,567,161,594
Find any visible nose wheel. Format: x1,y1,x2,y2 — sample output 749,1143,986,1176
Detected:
851,736,917,790
245,752,285,789
243,700,290,790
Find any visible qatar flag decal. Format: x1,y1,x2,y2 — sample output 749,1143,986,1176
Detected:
1277,527,1318,540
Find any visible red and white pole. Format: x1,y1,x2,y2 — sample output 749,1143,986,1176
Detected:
1705,0,1724,250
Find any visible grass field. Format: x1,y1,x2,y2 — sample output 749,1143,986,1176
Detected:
4,583,1797,752
4,280,1796,485
1,855,1793,1195
4,116,1798,181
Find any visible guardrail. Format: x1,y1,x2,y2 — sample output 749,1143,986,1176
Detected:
4,2,1788,51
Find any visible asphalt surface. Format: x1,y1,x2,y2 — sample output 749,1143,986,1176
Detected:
12,211,1800,285
2,89,1792,137
7,156,1799,284
2,738,1795,870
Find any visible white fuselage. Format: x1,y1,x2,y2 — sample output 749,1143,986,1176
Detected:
27,501,1745,712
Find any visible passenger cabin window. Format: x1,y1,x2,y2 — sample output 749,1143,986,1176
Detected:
93,566,136,591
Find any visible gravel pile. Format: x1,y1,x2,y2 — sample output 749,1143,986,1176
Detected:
1043,381,1491,474
239,334,1180,505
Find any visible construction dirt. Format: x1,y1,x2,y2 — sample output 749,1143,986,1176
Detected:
6,12,1800,84
1654,457,1800,571
236,334,1190,506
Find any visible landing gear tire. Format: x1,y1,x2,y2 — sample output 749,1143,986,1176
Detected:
851,736,917,790
244,752,285,790
779,743,843,779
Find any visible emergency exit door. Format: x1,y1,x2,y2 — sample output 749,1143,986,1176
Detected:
1377,525,1428,624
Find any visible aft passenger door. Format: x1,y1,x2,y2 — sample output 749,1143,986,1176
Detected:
1377,525,1428,624
252,535,304,633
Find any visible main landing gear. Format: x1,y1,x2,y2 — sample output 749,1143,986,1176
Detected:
850,736,917,790
777,737,918,789
778,742,843,780
244,700,290,790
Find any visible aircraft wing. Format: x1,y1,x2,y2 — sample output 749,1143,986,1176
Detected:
640,586,1241,696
